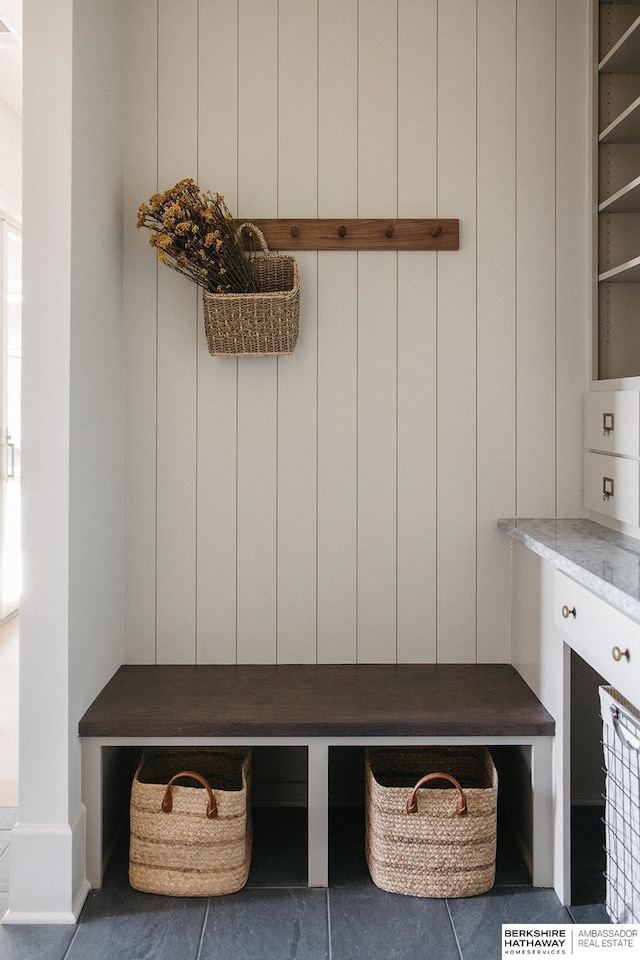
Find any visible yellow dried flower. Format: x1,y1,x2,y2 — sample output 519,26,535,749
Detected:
137,178,258,294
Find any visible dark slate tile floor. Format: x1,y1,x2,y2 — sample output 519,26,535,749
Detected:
0,806,609,960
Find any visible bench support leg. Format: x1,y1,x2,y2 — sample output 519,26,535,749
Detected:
531,736,554,888
307,742,329,887
82,739,104,889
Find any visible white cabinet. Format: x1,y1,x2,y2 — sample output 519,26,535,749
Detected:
584,390,640,455
584,390,640,533
554,569,640,708
584,450,640,524
597,2,640,380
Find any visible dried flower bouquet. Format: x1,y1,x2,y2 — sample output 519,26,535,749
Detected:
136,178,257,294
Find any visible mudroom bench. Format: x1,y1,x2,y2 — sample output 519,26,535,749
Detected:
79,662,555,891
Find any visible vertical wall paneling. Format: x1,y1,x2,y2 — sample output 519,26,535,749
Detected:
436,0,478,663
123,1,590,669
317,0,358,216
356,256,398,662
276,0,319,663
317,254,358,662
196,0,240,663
123,0,158,663
555,0,589,518
316,0,358,663
277,0,318,216
357,0,398,213
516,0,557,516
396,257,437,662
155,0,199,662
276,252,318,663
236,1,279,663
396,0,438,662
356,1,398,662
476,0,516,662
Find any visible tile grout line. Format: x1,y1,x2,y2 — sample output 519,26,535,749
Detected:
444,899,465,960
60,915,83,960
194,897,211,960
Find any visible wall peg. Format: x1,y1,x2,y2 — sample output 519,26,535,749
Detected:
338,225,347,238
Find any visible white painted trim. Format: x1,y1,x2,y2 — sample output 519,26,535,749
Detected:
83,733,552,896
3,804,89,924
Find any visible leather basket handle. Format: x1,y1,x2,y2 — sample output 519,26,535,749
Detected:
406,772,467,815
161,770,218,819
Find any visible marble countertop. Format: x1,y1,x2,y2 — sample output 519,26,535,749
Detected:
497,518,640,624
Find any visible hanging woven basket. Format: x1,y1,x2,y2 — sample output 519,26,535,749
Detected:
202,222,300,357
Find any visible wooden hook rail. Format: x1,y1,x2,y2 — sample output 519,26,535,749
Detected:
237,219,458,251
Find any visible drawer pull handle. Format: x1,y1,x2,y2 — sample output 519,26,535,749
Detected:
562,605,577,619
612,646,630,663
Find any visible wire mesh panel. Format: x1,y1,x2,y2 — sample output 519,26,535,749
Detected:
600,685,640,923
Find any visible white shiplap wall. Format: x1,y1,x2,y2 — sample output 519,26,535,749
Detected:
123,0,589,666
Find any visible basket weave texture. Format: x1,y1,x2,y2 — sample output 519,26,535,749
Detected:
365,746,498,898
129,747,252,897
203,223,299,356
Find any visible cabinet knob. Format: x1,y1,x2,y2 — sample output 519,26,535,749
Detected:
612,646,630,663
562,605,577,619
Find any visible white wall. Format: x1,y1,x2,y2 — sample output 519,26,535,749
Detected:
7,0,124,924
7,0,590,924
124,0,590,668
0,99,21,219
0,0,22,219
0,5,22,813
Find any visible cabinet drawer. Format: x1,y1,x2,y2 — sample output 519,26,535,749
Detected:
584,451,639,525
584,391,640,457
554,570,640,706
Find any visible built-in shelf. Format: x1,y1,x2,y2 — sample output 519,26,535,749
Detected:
596,1,640,381
600,13,640,73
600,174,640,212
599,254,640,282
599,94,640,143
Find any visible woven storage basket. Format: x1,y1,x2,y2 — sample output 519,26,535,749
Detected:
203,222,299,356
365,746,498,898
129,746,252,897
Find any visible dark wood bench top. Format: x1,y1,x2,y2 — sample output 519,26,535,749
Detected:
79,663,554,738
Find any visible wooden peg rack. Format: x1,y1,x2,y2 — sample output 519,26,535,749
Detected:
237,218,458,251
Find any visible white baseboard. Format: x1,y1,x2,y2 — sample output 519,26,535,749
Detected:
2,881,90,925
2,804,90,925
